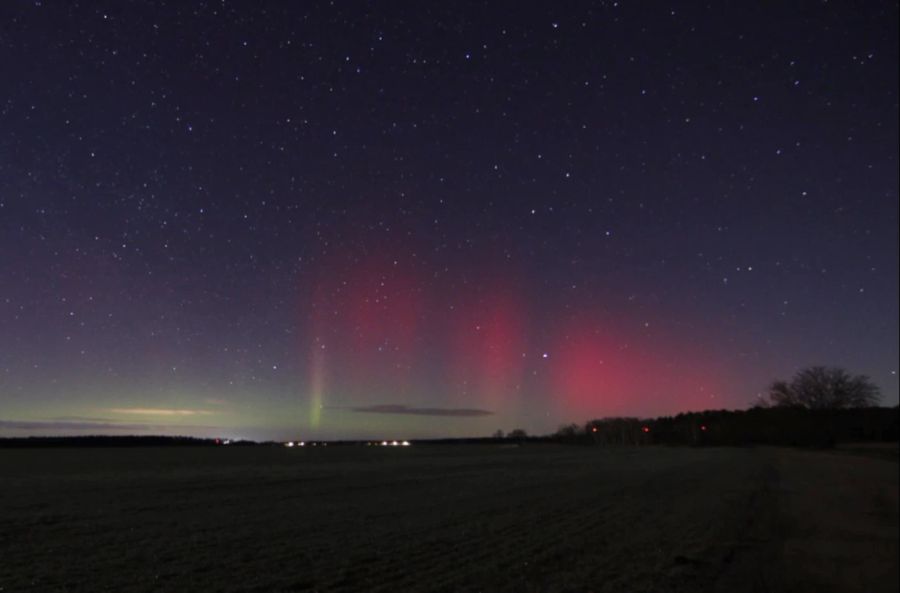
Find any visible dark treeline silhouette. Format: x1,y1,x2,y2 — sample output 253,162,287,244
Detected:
554,406,898,448
3,406,896,449
0,435,256,448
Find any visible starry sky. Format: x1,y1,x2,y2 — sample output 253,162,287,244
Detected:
1,1,897,441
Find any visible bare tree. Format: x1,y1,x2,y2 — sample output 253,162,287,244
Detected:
767,380,797,407
765,366,880,409
555,423,580,439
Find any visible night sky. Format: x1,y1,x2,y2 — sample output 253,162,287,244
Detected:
1,1,897,441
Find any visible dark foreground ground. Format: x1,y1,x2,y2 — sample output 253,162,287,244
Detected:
0,444,896,593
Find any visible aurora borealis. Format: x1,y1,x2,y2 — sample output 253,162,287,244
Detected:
1,2,897,441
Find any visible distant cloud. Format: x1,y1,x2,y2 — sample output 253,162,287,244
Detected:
203,398,228,405
108,408,214,417
350,404,493,417
52,415,116,423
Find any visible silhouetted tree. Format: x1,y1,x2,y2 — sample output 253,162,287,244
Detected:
555,423,580,439
765,366,880,409
750,394,771,409
508,428,528,440
553,424,585,443
492,429,505,439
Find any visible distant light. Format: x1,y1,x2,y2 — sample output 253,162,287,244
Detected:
299,441,305,446
700,425,708,432
381,441,388,446
641,426,650,433
402,441,410,446
286,441,295,447
591,427,598,433
391,440,399,446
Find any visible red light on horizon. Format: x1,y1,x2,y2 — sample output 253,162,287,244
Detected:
641,426,650,433
591,427,598,433
700,425,708,432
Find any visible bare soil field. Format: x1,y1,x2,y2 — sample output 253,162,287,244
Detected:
0,445,895,593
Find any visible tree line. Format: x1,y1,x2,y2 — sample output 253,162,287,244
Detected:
551,406,897,447
550,366,897,447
